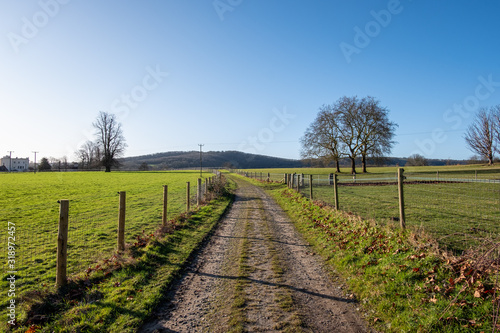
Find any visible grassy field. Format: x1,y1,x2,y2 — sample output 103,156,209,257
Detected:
240,164,500,176
0,171,213,320
309,182,499,252
241,164,500,183
238,165,500,253
243,176,498,332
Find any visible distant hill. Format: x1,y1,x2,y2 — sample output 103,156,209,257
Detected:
119,151,468,171
119,151,304,170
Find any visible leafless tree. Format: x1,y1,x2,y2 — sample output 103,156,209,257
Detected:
336,96,363,174
357,96,397,173
493,105,500,155
77,140,101,169
301,96,397,174
464,108,496,165
300,105,343,172
48,157,60,171
61,155,68,171
93,111,127,172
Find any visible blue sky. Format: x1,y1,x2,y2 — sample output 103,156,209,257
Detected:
1,0,500,162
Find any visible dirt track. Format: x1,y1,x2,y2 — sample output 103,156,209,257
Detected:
140,177,372,332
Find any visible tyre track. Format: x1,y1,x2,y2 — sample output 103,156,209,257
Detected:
139,177,372,333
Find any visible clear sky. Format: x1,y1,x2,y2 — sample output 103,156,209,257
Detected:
1,0,500,162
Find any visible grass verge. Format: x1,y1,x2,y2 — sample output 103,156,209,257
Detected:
228,210,250,333
4,178,235,333
239,175,499,333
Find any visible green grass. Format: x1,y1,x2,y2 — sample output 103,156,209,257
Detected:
228,208,250,333
7,191,233,332
0,171,218,330
241,164,500,178
307,182,499,253
239,166,500,253
240,175,497,332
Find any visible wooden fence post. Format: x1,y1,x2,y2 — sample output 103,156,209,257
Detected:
117,191,126,251
284,173,287,184
162,185,168,226
56,199,69,287
267,173,270,182
295,174,299,192
398,168,406,229
205,178,208,196
186,182,190,212
197,178,202,206
333,174,339,210
309,174,313,200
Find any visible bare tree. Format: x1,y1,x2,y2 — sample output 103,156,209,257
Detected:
356,96,397,173
48,157,60,171
93,111,127,172
302,96,397,174
336,96,362,174
61,155,68,171
464,108,495,165
76,140,101,169
493,105,500,155
300,105,343,172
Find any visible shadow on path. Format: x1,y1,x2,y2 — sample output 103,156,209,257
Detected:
197,271,355,304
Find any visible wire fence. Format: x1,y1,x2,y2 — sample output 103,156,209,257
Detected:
237,170,500,254
0,172,222,305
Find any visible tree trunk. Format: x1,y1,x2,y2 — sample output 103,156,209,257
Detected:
350,157,356,174
335,159,340,173
362,154,367,173
105,166,111,172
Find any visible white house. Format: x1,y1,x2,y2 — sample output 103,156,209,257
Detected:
0,156,29,171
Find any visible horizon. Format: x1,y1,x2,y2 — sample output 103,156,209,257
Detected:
2,149,483,167
2,1,500,162
0,146,497,164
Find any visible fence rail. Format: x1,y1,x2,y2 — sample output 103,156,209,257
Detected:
237,169,500,254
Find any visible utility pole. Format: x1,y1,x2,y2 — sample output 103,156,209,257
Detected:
32,151,39,174
198,144,204,178
7,151,14,172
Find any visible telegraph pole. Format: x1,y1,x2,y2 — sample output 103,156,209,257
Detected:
198,144,204,178
32,151,39,174
7,151,14,172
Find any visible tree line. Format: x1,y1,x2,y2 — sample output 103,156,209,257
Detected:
300,96,397,174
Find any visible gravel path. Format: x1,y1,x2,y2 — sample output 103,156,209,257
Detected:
139,177,372,333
